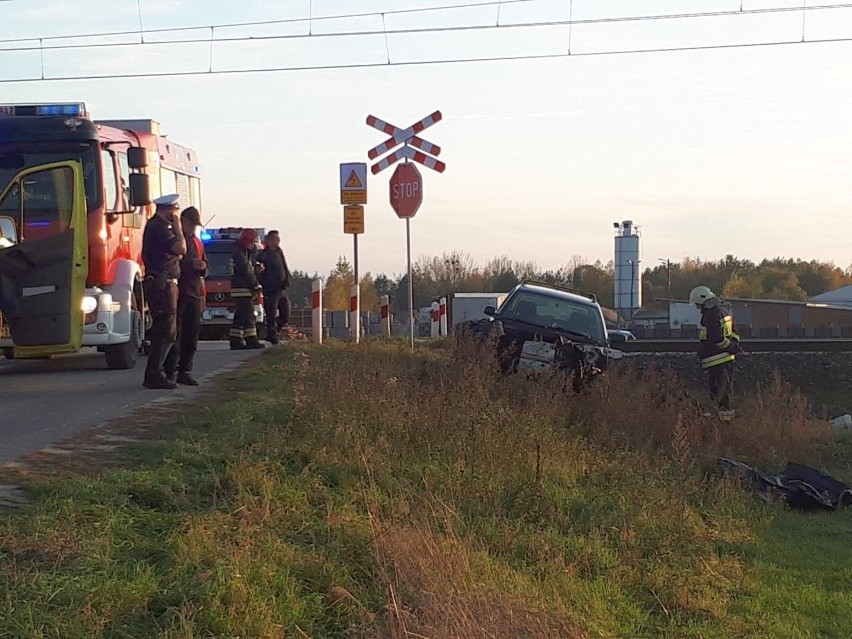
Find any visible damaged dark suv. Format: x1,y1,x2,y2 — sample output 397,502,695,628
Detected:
459,282,622,388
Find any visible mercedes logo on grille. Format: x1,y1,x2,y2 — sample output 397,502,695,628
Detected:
214,293,226,302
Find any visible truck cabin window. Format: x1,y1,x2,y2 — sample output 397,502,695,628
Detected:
0,142,99,218
0,166,75,241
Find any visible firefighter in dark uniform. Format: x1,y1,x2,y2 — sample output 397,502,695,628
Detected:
229,228,265,350
690,285,741,422
256,230,291,345
141,194,187,389
163,206,207,386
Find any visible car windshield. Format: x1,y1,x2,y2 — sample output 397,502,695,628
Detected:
502,290,605,341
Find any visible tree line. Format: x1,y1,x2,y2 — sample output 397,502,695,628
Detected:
285,253,852,313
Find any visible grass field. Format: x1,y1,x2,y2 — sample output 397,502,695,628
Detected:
0,341,850,638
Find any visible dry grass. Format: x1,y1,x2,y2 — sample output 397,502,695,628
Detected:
369,517,587,639
0,339,844,638
279,338,832,637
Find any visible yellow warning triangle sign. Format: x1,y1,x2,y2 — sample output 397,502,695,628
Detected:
346,170,363,188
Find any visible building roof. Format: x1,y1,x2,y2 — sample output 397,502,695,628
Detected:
633,308,667,320
810,285,852,305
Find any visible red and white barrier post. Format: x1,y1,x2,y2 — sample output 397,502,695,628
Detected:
311,279,323,345
439,296,448,336
380,295,391,338
350,284,361,344
430,301,440,338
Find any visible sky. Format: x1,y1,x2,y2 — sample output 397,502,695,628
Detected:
1,0,852,278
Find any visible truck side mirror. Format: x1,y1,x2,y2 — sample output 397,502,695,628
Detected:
129,174,152,207
608,333,627,344
484,305,496,317
0,216,18,247
128,147,149,170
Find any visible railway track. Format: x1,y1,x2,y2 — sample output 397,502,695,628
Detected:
619,339,852,354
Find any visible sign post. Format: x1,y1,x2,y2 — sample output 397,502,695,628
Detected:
340,163,367,343
367,110,445,348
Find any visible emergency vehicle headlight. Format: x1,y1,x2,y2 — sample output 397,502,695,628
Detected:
81,296,98,314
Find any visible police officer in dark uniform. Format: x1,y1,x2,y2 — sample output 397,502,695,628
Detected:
141,194,187,389
256,230,291,345
163,206,207,386
229,228,265,350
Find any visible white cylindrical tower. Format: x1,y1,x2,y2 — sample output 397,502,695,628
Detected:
613,220,641,323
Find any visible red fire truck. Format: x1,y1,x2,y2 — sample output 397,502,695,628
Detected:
0,102,202,368
199,227,266,340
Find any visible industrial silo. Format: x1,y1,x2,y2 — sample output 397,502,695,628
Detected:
613,220,641,325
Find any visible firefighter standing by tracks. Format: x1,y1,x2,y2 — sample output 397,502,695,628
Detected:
256,230,291,345
229,228,265,350
690,285,741,422
163,206,207,386
141,194,187,390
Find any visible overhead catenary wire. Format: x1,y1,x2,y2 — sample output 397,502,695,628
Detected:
0,0,851,84
3,34,852,85
1,1,852,54
0,0,540,45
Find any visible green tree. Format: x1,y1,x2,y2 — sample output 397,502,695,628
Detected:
288,270,318,309
324,257,354,311
722,273,764,299
359,272,380,312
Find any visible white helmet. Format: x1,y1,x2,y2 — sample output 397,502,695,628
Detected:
689,285,715,307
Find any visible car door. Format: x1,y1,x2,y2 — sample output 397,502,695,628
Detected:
0,161,88,356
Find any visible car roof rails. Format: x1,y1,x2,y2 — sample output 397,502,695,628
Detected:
521,280,598,304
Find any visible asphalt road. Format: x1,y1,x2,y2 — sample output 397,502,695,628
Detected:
0,342,259,465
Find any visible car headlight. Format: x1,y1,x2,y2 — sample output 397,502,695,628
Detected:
81,296,98,314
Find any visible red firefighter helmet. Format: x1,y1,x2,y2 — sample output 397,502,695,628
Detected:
237,228,260,249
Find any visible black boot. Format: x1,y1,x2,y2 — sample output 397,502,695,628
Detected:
177,372,199,386
144,375,177,390
245,336,266,349
230,338,247,351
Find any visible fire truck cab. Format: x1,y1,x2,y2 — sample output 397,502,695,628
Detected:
199,227,266,340
0,102,202,368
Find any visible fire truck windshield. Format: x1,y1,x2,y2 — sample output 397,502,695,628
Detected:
205,244,233,279
0,142,100,219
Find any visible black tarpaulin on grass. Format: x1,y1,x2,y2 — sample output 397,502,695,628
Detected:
720,458,852,511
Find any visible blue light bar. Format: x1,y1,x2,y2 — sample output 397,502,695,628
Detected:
0,102,86,118
36,103,85,117
200,231,212,241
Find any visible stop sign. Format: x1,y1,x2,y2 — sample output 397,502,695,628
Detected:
389,163,423,219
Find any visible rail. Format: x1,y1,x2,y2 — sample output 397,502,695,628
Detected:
619,339,852,354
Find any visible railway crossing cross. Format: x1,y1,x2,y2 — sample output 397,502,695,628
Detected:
366,110,446,348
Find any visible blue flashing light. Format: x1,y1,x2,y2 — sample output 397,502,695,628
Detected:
26,221,52,228
0,103,86,118
36,104,84,117
200,231,212,242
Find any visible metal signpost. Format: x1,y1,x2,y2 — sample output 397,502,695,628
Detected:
340,162,367,343
366,110,445,348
